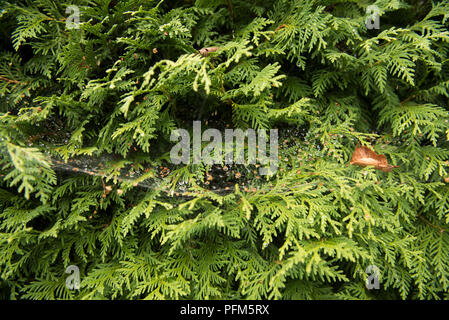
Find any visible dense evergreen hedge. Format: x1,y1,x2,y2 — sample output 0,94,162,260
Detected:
1,0,449,299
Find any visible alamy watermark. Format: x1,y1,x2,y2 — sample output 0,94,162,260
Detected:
365,265,380,290
65,5,80,30
65,265,80,290
170,121,278,175
366,5,380,30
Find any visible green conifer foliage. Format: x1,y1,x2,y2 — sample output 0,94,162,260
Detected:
0,0,449,300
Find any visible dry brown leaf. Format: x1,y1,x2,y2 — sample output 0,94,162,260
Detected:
198,46,219,57
350,145,399,172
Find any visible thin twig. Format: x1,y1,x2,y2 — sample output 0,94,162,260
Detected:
418,215,445,233
225,0,235,21
400,94,416,105
0,76,26,85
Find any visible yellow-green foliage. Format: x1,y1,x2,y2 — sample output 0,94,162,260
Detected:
0,0,449,300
